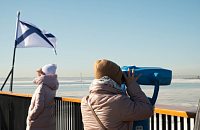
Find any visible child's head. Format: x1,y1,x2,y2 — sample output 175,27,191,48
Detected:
36,68,45,76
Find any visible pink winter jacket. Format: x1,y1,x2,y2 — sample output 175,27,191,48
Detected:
26,75,59,130
81,80,153,130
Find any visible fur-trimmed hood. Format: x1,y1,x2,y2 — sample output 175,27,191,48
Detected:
33,74,59,90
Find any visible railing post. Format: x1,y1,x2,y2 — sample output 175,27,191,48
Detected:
180,117,184,130
151,115,154,130
162,114,166,130
187,118,191,130
194,99,200,130
156,113,159,130
174,116,178,130
167,115,171,130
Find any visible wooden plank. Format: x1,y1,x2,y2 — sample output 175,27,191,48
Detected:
194,99,200,130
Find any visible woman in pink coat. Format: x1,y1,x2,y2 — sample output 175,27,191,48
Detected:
81,59,153,130
26,64,59,130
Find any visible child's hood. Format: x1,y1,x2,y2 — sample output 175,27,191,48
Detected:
33,75,59,90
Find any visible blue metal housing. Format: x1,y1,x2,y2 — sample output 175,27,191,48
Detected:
121,66,172,85
120,66,172,130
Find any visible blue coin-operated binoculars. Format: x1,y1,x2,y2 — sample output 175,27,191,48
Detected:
121,66,172,130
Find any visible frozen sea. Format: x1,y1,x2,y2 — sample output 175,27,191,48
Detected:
0,77,200,107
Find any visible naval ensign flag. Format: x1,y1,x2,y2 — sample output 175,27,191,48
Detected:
0,11,58,92
15,19,57,54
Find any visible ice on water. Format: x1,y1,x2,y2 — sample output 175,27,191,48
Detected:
0,77,199,107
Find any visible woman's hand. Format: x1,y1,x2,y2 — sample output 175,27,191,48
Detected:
123,68,141,87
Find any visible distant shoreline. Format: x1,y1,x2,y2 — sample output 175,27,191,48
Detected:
183,76,200,79
183,78,200,79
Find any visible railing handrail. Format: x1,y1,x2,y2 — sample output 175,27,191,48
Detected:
55,97,81,103
0,91,196,118
0,91,82,103
0,91,33,97
155,104,196,118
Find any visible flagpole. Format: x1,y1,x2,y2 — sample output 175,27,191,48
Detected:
0,68,13,91
9,11,20,92
0,11,20,92
9,47,17,92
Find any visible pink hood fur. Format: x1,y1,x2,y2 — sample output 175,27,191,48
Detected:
33,74,59,90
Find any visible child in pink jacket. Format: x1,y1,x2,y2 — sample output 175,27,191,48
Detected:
26,64,59,130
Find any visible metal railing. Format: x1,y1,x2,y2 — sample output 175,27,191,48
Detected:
0,92,197,130
55,97,83,130
0,92,31,130
151,104,196,130
150,113,195,130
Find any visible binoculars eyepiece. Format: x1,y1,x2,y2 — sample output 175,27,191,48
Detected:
121,75,125,84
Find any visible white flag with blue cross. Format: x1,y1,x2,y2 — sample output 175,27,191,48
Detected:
15,20,57,54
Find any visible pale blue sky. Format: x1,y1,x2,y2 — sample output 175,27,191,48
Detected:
0,0,199,78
